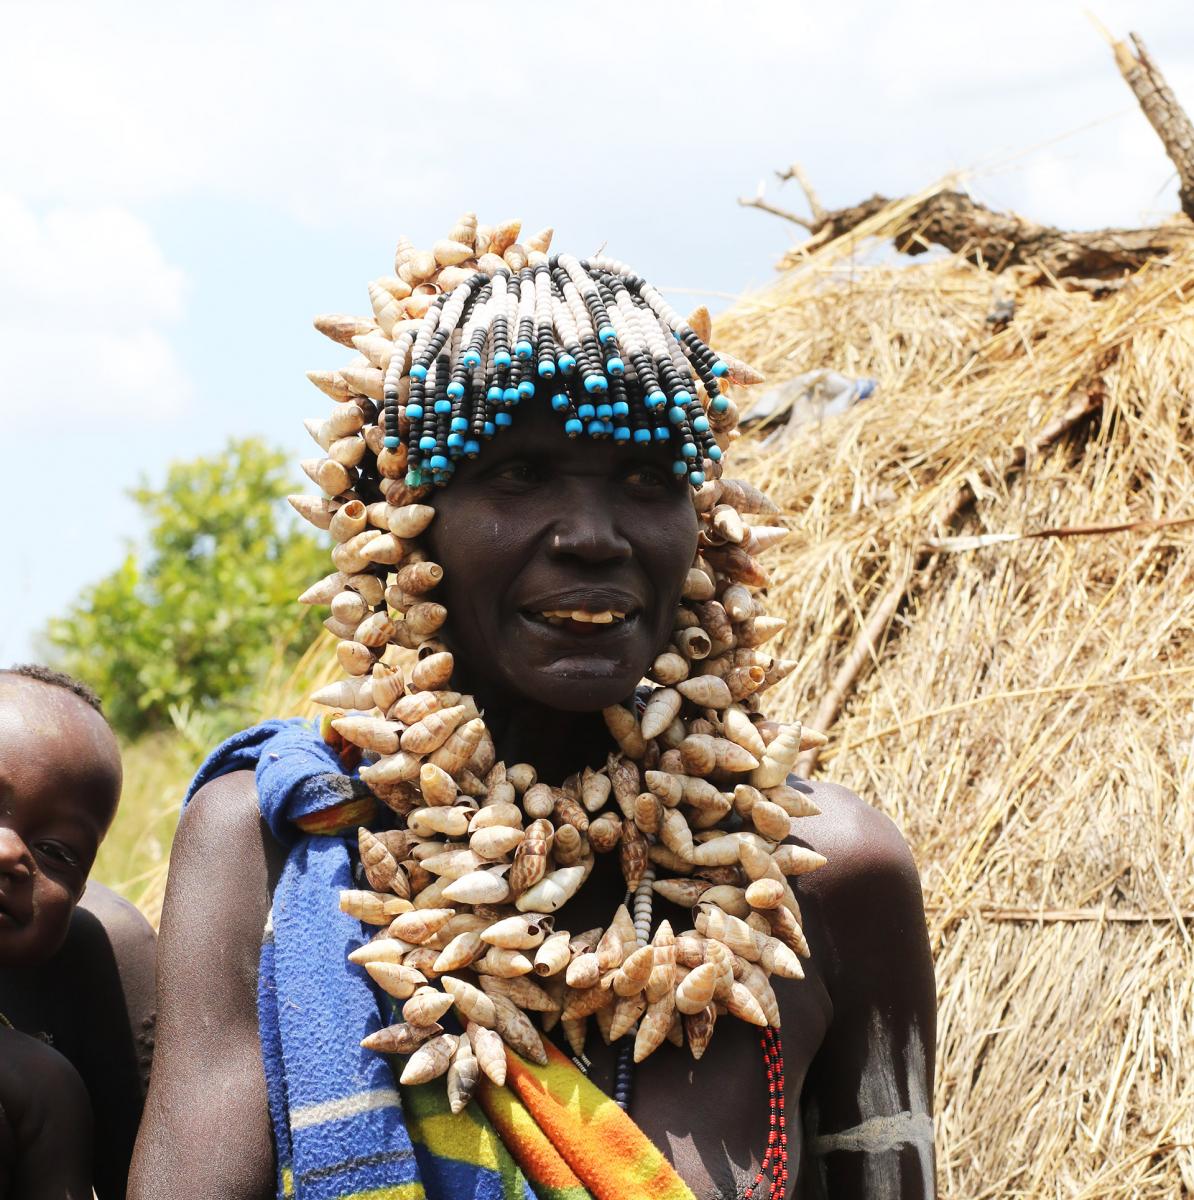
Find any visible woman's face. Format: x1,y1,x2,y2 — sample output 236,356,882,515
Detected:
424,399,700,712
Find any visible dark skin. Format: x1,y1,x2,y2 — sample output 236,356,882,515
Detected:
130,400,936,1199
0,677,157,1200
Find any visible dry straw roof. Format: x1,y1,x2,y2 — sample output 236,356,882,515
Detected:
715,184,1194,1197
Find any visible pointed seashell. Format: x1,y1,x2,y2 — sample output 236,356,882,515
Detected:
676,628,712,661
311,676,374,710
660,808,695,860
596,905,636,971
676,962,718,1014
403,985,455,1026
433,930,485,973
509,821,550,896
427,717,484,776
411,651,454,691
682,566,716,601
652,878,710,908
440,975,498,1028
562,980,615,1021
420,848,482,879
445,1031,479,1115
443,869,511,906
645,771,684,808
686,305,713,344
334,637,374,677
307,369,352,402
587,813,621,853
399,249,437,284
641,688,682,740
724,665,766,701
684,1004,717,1060
695,907,758,960
395,561,444,595
620,819,648,892
646,920,677,1003
303,456,353,497
650,651,689,685
700,885,750,919
391,689,460,724
633,792,663,836
533,930,572,977
387,908,454,945
551,792,589,835
489,992,547,1065
764,783,820,818
448,212,478,247
469,802,522,832
365,961,429,1000
771,845,828,876
479,973,559,1014
520,783,554,820
735,615,786,650
340,363,384,401
552,824,584,867
579,767,611,814
565,951,601,989
330,589,369,627
603,704,646,758
688,835,741,867
407,805,470,839
314,313,375,348
339,889,411,925
750,800,792,842
722,707,766,760
745,878,785,910
353,612,397,650
386,503,435,539
482,913,554,950
466,1020,506,1086
515,865,585,914
715,351,765,387
352,331,395,371
476,946,534,978
400,946,443,978
418,763,458,807
612,944,654,996
740,525,788,556
502,242,528,272
360,750,422,788
607,991,648,1042
359,533,406,567
348,937,413,967
361,1020,441,1055
523,226,553,253
610,758,643,815
358,827,400,892
432,238,473,266
393,235,416,271
347,573,386,607
399,1032,458,1085
633,994,673,1063
725,980,769,1027
299,571,349,608
710,504,745,545
401,704,469,754
330,529,382,574
404,602,448,638
469,825,524,861
506,763,537,794
767,904,809,958
490,219,521,254
676,676,732,709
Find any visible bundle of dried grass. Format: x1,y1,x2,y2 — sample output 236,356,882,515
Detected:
714,187,1194,1197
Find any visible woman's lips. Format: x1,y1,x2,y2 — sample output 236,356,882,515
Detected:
518,610,641,640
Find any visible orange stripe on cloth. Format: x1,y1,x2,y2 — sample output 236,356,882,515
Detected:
479,1042,695,1200
294,796,378,836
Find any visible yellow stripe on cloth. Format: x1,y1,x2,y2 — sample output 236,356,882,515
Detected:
485,1042,696,1200
339,1186,425,1200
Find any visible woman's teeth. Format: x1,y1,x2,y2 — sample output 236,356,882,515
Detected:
538,609,627,625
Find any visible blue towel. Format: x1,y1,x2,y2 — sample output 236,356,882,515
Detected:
184,719,534,1200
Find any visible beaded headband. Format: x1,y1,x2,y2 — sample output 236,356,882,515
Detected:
292,216,825,1129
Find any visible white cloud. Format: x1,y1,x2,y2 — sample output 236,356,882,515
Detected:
0,193,191,425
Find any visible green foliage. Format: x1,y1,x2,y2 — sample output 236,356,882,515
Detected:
46,438,327,739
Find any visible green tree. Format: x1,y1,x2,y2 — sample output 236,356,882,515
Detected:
46,438,328,739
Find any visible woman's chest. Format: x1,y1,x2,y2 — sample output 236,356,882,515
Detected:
565,964,832,1200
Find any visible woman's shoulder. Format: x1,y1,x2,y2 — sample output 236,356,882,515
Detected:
786,776,927,968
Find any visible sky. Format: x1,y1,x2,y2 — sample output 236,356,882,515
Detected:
2,0,1192,663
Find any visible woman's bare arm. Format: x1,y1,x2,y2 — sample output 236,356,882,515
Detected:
799,781,937,1200
128,770,281,1200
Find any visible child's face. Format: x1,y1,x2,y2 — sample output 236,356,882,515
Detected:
0,679,121,967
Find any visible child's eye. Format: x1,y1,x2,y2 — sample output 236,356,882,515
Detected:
36,842,80,868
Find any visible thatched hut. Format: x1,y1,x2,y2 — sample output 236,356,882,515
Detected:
714,186,1194,1197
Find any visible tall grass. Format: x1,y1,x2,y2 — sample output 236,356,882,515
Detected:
93,634,342,924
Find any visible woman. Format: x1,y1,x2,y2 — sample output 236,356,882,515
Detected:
130,220,935,1200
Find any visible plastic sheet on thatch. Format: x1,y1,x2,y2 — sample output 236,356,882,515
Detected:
715,189,1194,1198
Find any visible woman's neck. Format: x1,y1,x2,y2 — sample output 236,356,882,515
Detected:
462,678,623,783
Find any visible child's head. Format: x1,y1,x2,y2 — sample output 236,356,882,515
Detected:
0,665,122,967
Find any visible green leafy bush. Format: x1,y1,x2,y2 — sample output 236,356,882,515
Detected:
46,437,327,739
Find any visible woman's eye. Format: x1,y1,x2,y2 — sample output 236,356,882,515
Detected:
493,462,543,485
623,464,671,488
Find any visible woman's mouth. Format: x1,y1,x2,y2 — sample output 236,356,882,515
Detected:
533,608,628,627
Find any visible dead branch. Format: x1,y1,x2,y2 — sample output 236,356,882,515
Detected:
1111,32,1194,220
775,162,828,225
737,180,814,230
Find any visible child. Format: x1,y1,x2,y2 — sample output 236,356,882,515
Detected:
0,665,156,1200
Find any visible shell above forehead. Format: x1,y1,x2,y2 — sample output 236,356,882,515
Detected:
290,214,829,1097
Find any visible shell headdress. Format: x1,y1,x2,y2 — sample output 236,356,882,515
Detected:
292,215,826,1115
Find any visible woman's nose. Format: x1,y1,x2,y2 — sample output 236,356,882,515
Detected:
0,827,33,881
546,495,633,565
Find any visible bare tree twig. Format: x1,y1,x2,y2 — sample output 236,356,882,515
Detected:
736,179,814,230
776,162,827,225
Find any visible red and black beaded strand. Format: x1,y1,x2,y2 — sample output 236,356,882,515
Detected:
743,1027,789,1200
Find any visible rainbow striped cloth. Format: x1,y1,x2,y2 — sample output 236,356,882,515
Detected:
185,721,694,1200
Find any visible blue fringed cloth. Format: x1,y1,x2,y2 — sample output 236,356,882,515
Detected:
184,720,534,1200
